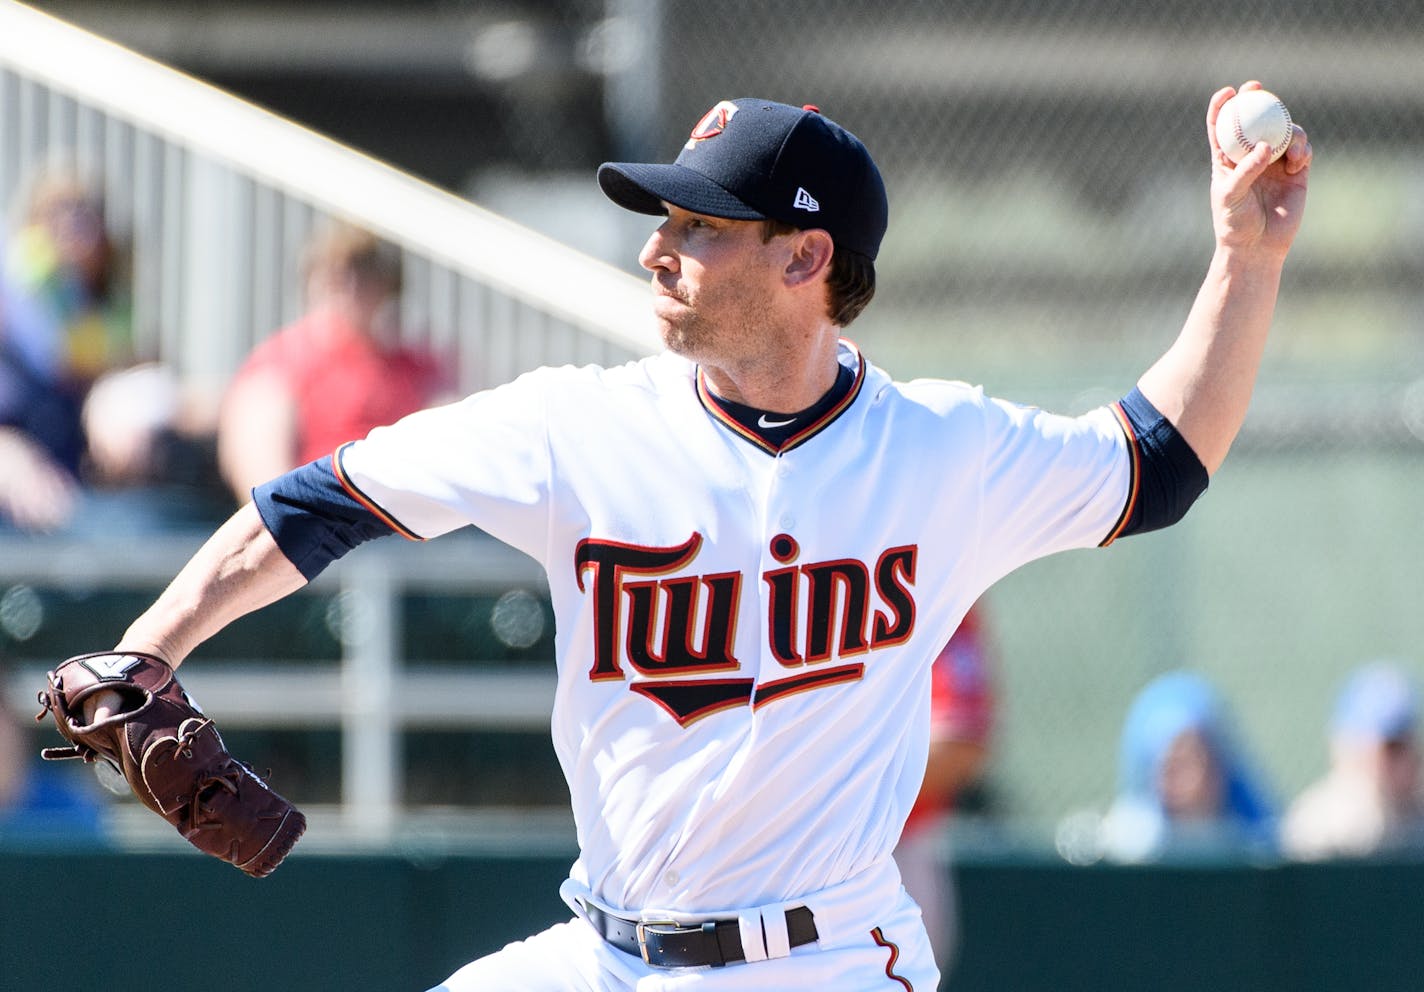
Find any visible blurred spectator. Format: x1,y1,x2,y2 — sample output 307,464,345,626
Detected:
1282,661,1424,860
0,258,83,533
218,221,454,502
0,166,224,535
4,165,132,392
76,361,230,533
0,663,108,839
0,425,77,532
894,604,994,978
1099,670,1276,863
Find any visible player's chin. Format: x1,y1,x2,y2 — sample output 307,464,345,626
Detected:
654,313,701,356
659,322,697,357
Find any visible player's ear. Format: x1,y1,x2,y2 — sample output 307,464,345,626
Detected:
783,229,834,288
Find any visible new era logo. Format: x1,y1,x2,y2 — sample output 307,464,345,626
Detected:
793,187,820,212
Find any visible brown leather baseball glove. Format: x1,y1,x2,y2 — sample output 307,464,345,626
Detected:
35,651,305,877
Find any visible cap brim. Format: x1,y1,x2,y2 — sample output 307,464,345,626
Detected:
598,162,766,221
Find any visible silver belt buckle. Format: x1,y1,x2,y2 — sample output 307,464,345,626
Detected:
634,919,682,965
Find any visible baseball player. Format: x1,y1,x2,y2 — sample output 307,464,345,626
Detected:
66,85,1310,990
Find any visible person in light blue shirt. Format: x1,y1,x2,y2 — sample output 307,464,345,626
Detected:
1101,670,1276,863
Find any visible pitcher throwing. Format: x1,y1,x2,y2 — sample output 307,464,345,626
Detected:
50,85,1310,990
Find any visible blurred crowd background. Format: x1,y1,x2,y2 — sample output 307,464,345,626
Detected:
4,0,1424,893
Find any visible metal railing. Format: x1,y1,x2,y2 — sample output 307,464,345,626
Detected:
0,2,641,845
0,0,657,395
0,531,562,844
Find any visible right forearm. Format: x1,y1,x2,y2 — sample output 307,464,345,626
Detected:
116,502,307,667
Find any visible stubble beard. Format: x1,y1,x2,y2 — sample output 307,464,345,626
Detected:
660,314,713,362
654,286,712,360
656,283,773,371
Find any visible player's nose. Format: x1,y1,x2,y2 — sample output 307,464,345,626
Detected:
638,222,679,274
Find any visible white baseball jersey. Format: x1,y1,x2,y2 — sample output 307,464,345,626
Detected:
337,339,1130,926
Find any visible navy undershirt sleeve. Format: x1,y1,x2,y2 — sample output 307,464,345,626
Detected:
1115,387,1210,537
253,456,396,581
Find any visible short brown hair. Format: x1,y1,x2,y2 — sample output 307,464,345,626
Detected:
761,219,876,327
303,221,403,296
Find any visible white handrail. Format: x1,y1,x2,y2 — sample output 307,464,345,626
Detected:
1,532,557,839
0,0,658,354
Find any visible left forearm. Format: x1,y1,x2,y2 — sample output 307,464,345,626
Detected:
117,502,307,667
1136,245,1287,476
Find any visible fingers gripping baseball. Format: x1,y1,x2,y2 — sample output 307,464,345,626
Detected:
1206,82,1312,254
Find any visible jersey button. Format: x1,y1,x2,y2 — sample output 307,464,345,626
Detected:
779,514,796,529
664,869,680,887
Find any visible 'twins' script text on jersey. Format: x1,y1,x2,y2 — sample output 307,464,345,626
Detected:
332,342,1133,914
576,531,917,726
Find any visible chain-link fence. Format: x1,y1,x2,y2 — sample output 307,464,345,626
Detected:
666,1,1424,837
576,0,1424,834
414,0,1424,833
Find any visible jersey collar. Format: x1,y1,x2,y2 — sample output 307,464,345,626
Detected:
695,339,866,455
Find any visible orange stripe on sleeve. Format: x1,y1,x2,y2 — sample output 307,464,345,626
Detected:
331,442,425,542
1099,401,1141,548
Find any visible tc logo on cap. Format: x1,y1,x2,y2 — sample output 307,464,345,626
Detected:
597,96,889,260
685,100,739,150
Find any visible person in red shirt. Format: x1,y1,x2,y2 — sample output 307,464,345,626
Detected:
894,603,995,978
218,222,453,502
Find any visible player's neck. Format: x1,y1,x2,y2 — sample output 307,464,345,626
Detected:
699,332,842,414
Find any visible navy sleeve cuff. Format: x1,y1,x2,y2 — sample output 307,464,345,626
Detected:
254,456,396,581
1109,388,1210,540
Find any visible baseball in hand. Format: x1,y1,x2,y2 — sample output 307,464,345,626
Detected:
1215,89,1293,164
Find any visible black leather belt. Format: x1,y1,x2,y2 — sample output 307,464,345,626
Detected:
583,902,818,968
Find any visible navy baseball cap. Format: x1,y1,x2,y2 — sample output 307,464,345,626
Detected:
598,98,889,261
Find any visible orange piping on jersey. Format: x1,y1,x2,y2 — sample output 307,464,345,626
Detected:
332,442,425,542
777,345,866,453
1099,401,1141,548
696,372,779,454
694,339,867,455
870,927,914,991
